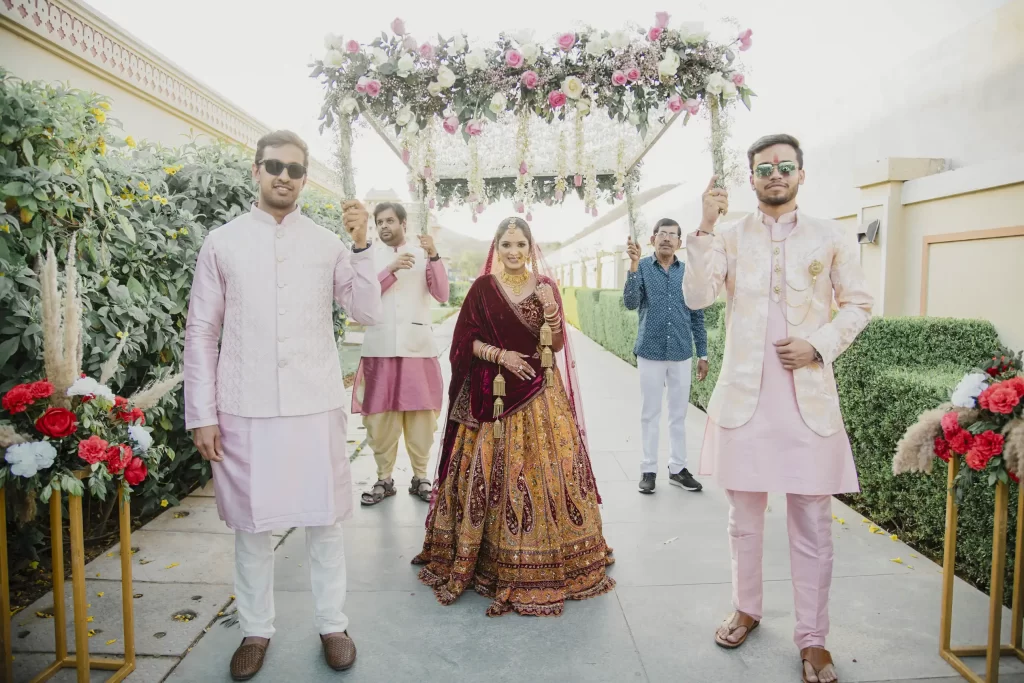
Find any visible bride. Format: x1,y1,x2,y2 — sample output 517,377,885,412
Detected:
413,216,614,616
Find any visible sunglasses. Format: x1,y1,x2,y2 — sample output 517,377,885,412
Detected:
754,161,798,179
259,159,307,180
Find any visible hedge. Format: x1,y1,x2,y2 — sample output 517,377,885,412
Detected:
0,70,349,555
566,285,1017,602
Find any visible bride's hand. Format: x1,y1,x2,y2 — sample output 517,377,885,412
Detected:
500,350,536,381
535,283,557,314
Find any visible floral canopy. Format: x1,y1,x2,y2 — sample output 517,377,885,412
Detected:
312,13,754,234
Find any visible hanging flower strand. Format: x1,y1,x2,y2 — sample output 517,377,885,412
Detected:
422,125,438,210
614,136,626,201
555,128,568,204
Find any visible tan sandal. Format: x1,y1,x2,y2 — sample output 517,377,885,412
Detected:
800,647,837,683
360,479,396,506
714,611,760,649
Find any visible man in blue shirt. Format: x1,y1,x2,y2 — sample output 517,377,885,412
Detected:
624,218,709,494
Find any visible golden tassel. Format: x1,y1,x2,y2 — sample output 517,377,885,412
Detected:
540,346,553,368
493,371,506,398
545,368,554,387
539,321,553,347
493,420,504,439
493,396,504,419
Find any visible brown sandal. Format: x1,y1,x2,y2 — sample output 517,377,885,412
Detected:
360,479,396,506
800,647,837,683
714,611,760,649
409,477,432,502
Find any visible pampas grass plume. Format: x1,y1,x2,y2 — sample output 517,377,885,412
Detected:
129,373,183,412
894,404,949,475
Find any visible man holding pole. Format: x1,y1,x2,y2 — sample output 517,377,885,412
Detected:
684,134,872,683
355,202,449,506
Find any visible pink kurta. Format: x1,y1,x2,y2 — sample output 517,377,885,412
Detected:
350,256,449,416
699,211,860,495
184,205,381,533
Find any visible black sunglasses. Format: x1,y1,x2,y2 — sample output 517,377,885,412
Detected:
259,159,307,180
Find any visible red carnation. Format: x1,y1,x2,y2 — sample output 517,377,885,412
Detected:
948,428,974,455
77,435,110,464
2,384,35,414
966,447,995,472
941,411,961,439
987,367,1001,377
105,444,133,475
123,457,148,486
114,396,128,409
978,383,1022,414
29,381,54,399
1010,471,1021,485
115,407,145,425
934,437,951,463
972,430,1004,459
35,407,78,439
1004,376,1024,398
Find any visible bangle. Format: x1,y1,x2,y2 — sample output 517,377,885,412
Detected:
497,350,507,367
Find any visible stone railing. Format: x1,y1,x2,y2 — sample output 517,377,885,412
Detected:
1,0,342,195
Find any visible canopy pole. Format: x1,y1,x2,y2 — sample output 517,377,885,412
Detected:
709,96,727,190
336,115,357,201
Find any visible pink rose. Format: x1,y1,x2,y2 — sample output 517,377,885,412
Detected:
554,189,564,201
429,198,436,209
403,35,417,52
655,11,671,29
419,43,434,60
423,166,432,181
648,27,664,41
667,94,684,113
547,90,567,109
612,70,628,87
738,29,753,51
345,39,360,54
739,28,753,41
365,79,381,98
519,161,528,176
391,17,407,36
355,76,368,93
626,67,641,82
443,116,459,134
521,70,539,89
526,212,533,221
557,32,576,51
685,98,700,115
465,120,484,136
401,148,411,164
574,174,582,187
732,73,745,86
505,49,524,68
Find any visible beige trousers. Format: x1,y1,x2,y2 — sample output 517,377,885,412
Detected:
363,410,438,481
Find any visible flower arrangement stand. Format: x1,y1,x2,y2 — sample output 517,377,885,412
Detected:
0,479,136,683
939,458,1024,682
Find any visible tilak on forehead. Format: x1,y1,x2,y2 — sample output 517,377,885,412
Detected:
772,153,780,164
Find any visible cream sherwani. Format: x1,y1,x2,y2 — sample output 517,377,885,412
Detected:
184,204,381,638
684,208,873,651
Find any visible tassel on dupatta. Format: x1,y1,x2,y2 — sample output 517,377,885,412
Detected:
493,370,506,439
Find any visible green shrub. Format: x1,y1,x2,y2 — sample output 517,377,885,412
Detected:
560,286,580,329
448,281,469,308
0,71,347,548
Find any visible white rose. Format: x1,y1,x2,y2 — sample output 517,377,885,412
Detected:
577,99,592,115
628,112,640,125
339,97,358,114
489,92,508,114
609,30,630,50
562,76,585,99
437,66,457,88
705,72,726,95
396,106,414,127
406,119,420,134
323,49,345,68
453,34,468,54
324,33,344,51
585,36,608,58
520,43,540,65
428,81,443,97
397,54,416,76
722,81,738,100
371,47,388,65
679,21,709,44
512,29,535,45
465,49,487,72
657,54,680,78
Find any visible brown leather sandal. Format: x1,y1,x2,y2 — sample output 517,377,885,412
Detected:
360,479,396,506
714,611,760,649
800,647,837,683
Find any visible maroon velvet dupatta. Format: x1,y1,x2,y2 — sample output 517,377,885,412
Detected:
430,273,601,514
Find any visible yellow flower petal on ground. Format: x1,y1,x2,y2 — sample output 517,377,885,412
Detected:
160,499,169,508
891,557,903,564
890,534,899,541
106,639,117,645
911,554,918,558
837,518,845,525
861,518,870,524
868,525,879,534
87,616,94,623
97,592,104,597
88,629,96,637
165,562,179,569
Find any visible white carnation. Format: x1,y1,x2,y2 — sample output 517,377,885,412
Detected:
512,29,535,45
437,66,457,88
5,441,57,478
323,49,345,68
68,377,114,403
585,36,609,57
951,372,989,408
427,81,443,97
128,425,154,453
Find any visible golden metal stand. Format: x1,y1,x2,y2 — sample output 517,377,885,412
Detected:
0,483,135,683
940,458,1024,682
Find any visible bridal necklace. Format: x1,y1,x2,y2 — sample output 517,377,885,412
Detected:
499,270,530,296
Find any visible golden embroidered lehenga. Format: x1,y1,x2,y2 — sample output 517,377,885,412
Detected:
412,259,614,617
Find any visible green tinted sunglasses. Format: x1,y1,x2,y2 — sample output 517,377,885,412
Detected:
754,161,798,178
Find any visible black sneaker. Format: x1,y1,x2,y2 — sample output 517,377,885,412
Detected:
639,472,656,494
669,468,703,492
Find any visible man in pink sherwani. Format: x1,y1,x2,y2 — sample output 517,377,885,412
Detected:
353,202,449,507
684,134,873,683
184,130,381,680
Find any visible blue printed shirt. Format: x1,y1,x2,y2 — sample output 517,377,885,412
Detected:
622,255,708,362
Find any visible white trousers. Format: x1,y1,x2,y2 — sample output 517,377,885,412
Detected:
234,522,349,638
638,357,692,475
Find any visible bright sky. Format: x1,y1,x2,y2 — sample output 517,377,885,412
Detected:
89,0,1007,241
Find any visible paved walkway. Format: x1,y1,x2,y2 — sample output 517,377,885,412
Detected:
11,321,1021,682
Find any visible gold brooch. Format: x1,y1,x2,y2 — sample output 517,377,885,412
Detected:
809,260,824,277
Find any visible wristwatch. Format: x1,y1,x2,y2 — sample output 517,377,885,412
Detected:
430,253,441,262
